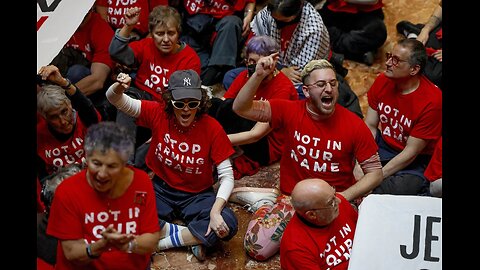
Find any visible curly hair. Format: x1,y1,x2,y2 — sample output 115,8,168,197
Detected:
84,122,135,163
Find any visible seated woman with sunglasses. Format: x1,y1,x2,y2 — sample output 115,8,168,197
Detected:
106,69,238,261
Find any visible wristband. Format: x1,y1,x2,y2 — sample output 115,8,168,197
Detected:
127,239,137,253
86,243,101,259
61,78,72,90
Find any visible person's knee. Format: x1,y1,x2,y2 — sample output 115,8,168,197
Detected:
243,228,280,261
373,175,425,195
222,67,244,90
221,208,239,240
66,65,91,83
217,15,242,31
429,179,442,198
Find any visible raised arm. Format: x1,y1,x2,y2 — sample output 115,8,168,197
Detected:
105,73,141,118
38,64,100,125
232,53,279,122
109,7,141,66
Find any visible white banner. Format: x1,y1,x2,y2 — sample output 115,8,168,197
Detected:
348,194,442,270
37,0,95,71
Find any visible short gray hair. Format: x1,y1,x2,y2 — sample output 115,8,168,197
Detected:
37,84,71,117
84,122,135,164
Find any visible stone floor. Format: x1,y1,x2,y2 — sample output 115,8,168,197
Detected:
150,0,440,269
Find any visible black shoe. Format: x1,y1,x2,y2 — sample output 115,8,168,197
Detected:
330,52,344,67
362,51,375,66
330,52,347,77
201,65,228,86
396,20,423,37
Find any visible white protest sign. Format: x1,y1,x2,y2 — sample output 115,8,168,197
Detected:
37,0,95,71
348,194,442,270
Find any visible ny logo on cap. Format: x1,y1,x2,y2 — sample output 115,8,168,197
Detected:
183,77,191,86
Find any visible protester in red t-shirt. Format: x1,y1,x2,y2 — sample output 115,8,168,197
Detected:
211,35,298,171
95,0,150,39
364,39,442,196
106,70,238,261
47,122,161,270
53,9,115,113
109,5,201,163
281,178,358,270
37,65,102,178
232,58,382,261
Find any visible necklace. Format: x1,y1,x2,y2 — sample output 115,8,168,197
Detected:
172,119,196,134
306,103,321,117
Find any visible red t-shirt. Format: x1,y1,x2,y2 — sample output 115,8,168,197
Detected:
367,73,442,154
270,100,378,195
64,12,114,69
280,193,358,270
129,40,201,101
424,137,442,181
280,22,299,53
37,110,101,175
137,100,235,193
183,0,254,18
95,0,150,35
225,70,298,162
326,0,383,13
47,167,160,270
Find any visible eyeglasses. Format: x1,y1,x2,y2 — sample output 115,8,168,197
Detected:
171,100,201,110
305,79,338,90
310,186,337,211
385,52,408,67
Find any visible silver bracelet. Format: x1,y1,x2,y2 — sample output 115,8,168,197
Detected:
127,239,137,253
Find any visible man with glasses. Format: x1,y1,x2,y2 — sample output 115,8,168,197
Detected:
362,38,442,196
232,58,382,261
280,178,358,269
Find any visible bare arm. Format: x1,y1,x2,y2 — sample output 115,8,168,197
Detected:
242,2,255,37
74,62,111,96
341,153,383,201
364,106,380,138
105,73,141,117
417,3,442,45
228,121,272,146
60,238,109,265
232,53,279,122
382,136,428,179
118,7,141,39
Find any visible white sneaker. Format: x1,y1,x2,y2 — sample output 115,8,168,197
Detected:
229,187,280,213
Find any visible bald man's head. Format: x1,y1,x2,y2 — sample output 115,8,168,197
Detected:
291,178,339,226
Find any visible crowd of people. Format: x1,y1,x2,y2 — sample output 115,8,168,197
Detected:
37,0,442,269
